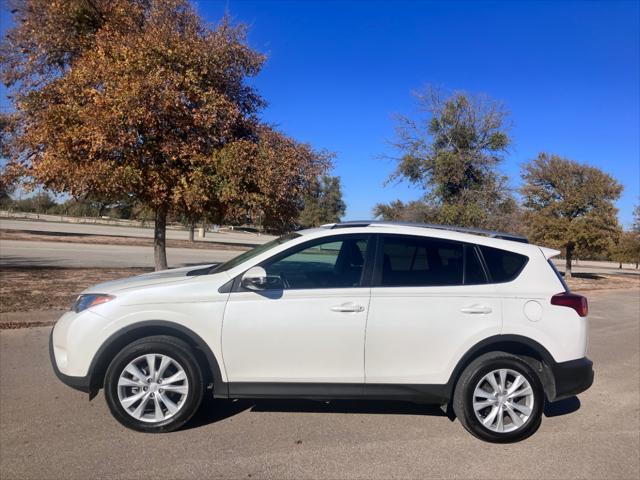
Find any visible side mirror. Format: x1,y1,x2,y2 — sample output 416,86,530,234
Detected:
241,266,283,291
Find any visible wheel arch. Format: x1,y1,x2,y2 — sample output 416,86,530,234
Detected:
445,335,557,401
87,321,226,399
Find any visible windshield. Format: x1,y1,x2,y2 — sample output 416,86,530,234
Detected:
210,233,301,273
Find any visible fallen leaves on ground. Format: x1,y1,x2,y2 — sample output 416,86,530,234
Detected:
0,266,152,313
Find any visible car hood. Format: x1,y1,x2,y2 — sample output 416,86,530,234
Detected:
82,263,221,294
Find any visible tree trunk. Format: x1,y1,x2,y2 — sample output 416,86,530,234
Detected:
619,261,622,269
154,205,168,271
188,221,195,242
565,245,573,278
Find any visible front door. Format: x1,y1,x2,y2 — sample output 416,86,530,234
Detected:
222,234,373,387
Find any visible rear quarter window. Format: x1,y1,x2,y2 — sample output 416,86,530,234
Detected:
479,245,528,283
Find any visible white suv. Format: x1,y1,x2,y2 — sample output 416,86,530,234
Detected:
50,221,593,442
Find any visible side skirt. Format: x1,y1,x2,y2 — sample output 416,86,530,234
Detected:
222,382,450,404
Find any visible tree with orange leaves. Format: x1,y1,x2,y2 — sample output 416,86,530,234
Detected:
1,0,329,269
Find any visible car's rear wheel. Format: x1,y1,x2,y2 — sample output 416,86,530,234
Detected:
104,335,204,432
453,352,544,443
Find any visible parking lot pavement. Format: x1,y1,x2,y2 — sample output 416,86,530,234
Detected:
1,289,638,480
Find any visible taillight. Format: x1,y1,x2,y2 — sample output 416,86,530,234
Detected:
550,292,588,317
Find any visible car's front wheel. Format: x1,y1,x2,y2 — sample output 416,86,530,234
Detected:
104,335,204,433
453,352,544,443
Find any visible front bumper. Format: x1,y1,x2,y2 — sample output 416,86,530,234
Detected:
550,357,594,401
49,328,91,393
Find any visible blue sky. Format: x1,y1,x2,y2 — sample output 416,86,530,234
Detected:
2,0,639,226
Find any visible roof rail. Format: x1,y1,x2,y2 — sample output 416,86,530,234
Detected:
323,220,528,243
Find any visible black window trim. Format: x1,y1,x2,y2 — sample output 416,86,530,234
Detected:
474,243,492,283
547,258,569,292
464,243,491,285
230,233,376,292
371,233,490,288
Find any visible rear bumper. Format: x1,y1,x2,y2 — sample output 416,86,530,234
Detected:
550,357,594,401
49,328,91,393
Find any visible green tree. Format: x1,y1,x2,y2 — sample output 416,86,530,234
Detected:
378,87,517,230
372,199,440,223
373,197,523,234
55,194,136,218
610,230,640,269
521,153,623,277
616,203,640,269
1,1,327,269
298,175,346,227
10,191,57,213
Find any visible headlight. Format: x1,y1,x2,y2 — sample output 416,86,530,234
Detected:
73,294,115,313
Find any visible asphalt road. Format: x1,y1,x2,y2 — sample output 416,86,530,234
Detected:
0,218,273,246
0,239,242,268
1,289,638,479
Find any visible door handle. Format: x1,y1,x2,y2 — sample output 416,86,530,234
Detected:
330,303,365,313
460,305,492,314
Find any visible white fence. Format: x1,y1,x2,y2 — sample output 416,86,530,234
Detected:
0,210,178,229
0,210,265,235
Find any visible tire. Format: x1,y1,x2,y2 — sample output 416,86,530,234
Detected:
453,352,544,443
104,335,204,433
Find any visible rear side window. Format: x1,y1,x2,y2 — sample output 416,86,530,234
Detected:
380,236,464,286
479,245,528,283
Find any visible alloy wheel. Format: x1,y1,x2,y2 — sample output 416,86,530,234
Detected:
117,353,189,423
472,368,535,433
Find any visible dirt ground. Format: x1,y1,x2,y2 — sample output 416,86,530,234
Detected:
0,229,252,251
564,272,640,291
0,266,152,314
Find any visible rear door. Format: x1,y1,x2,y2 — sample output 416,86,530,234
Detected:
365,234,502,385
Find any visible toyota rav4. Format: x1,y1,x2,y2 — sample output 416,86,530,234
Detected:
50,221,594,442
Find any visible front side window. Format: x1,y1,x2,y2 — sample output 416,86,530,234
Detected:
211,233,301,273
263,236,369,289
380,235,464,286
